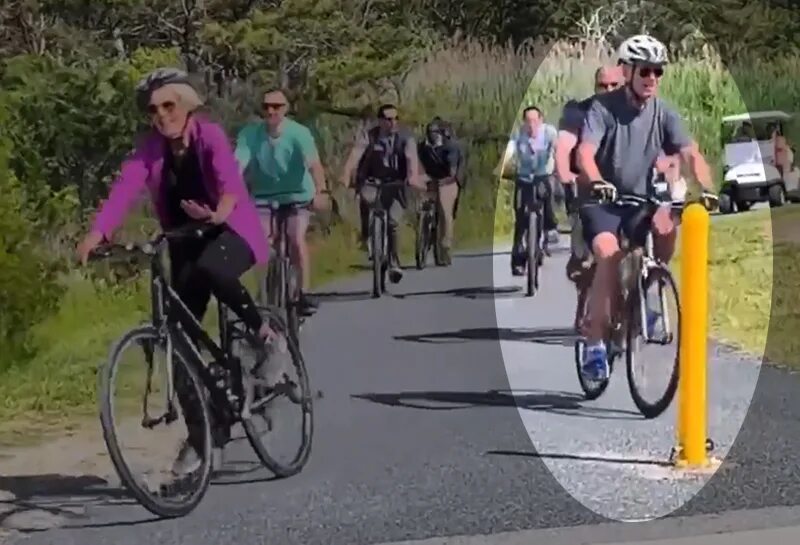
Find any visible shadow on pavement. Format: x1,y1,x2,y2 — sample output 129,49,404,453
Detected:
312,289,374,303
352,389,641,421
0,474,145,533
393,285,522,300
486,449,671,467
395,326,577,346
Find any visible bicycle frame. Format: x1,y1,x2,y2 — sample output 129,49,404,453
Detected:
610,194,686,345
515,178,547,257
362,178,406,263
96,225,252,427
260,200,306,308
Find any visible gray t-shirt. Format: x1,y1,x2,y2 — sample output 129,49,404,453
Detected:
580,88,692,196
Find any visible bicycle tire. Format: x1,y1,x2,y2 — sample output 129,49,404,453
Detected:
526,211,538,297
99,325,213,518
371,214,384,298
285,260,301,344
625,265,681,419
240,308,314,478
415,209,429,270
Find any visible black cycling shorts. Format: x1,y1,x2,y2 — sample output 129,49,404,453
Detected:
579,203,650,250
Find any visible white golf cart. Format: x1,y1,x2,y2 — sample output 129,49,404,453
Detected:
718,110,800,214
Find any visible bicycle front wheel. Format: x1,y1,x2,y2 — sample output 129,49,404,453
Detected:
625,265,681,419
415,209,430,270
99,326,213,518
526,211,540,297
371,214,384,298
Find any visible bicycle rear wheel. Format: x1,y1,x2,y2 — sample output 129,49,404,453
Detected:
234,308,314,478
626,265,681,419
99,326,213,518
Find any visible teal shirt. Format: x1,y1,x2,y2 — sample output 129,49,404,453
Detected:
234,118,319,204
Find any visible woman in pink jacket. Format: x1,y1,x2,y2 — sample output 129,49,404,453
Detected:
76,68,271,474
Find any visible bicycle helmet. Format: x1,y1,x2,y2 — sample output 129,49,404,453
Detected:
617,34,669,66
135,67,193,111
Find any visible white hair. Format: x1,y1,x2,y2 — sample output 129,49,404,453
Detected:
156,82,204,112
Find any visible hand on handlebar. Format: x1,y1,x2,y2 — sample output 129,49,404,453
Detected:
589,180,617,202
699,190,719,212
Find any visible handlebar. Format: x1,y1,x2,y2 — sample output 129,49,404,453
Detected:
361,178,407,188
88,221,218,261
588,181,719,213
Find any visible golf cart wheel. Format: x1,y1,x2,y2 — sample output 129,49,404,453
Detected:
718,193,734,214
769,184,786,208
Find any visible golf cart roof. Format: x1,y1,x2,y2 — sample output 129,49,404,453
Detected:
722,110,793,123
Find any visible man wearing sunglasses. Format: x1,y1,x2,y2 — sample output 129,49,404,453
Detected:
235,88,329,315
555,64,624,330
340,103,423,283
575,34,716,381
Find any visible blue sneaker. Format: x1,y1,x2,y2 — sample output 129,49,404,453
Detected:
582,343,610,381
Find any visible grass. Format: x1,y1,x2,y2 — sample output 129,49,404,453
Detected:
5,35,800,444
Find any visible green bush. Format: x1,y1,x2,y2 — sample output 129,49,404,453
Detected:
0,110,64,367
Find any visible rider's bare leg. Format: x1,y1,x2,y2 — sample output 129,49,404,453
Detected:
587,232,623,344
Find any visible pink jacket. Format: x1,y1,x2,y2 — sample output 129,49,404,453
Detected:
91,115,268,265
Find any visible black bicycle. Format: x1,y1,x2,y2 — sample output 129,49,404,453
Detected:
92,222,313,518
362,177,407,298
258,200,311,344
574,185,718,419
415,179,444,269
515,176,550,297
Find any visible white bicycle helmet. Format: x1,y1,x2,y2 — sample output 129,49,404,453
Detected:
135,67,193,111
617,34,669,66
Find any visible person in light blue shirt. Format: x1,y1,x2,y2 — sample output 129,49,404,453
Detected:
504,105,559,276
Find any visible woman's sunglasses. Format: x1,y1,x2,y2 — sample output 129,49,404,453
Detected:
147,100,176,115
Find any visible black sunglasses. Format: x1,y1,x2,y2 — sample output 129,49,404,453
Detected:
262,102,287,111
638,66,664,78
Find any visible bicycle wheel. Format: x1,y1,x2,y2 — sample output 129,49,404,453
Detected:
526,211,539,297
99,326,213,518
236,308,314,478
415,208,430,270
284,260,301,344
625,265,681,419
371,214,384,298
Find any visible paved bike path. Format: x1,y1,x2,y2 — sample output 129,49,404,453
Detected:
8,238,800,544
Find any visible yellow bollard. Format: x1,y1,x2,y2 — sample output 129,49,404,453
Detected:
675,202,712,468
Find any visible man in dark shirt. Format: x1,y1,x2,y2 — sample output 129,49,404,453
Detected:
554,65,624,330
417,117,464,266
340,104,424,283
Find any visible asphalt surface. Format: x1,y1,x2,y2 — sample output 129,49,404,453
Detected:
6,235,800,545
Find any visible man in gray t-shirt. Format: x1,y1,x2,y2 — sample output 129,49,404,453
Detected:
581,87,692,195
573,33,716,383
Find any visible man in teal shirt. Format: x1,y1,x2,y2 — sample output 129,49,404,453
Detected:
235,88,328,313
